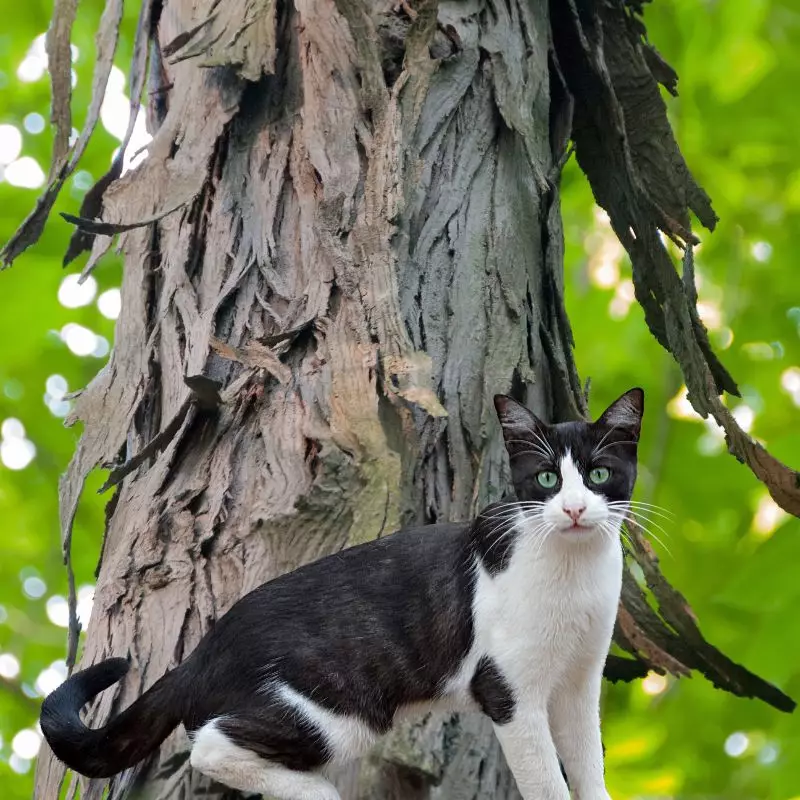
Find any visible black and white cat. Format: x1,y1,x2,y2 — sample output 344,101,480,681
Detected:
41,389,644,800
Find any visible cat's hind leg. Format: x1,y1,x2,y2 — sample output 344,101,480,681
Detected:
190,717,341,800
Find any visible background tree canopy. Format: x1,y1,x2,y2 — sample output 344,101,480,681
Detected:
0,1,798,798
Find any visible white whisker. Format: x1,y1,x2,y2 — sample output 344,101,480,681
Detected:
608,509,674,534
611,508,672,540
608,500,674,521
504,439,554,462
480,512,537,561
602,519,632,554
523,426,556,460
529,522,555,561
607,512,672,558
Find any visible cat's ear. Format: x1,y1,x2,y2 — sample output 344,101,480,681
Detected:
493,395,546,444
595,388,644,440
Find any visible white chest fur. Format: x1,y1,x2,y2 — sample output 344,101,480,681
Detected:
442,513,623,800
446,514,623,707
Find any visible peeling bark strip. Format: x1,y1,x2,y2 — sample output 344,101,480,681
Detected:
0,1,787,799
1,0,125,267
550,0,800,516
622,524,794,712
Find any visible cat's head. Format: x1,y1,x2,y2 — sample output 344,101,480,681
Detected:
493,389,644,540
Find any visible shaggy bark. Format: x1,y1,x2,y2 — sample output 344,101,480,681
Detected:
1,1,795,799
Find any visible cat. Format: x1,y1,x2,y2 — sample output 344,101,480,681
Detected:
40,388,643,800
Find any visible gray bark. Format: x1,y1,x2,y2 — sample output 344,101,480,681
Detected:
35,1,580,798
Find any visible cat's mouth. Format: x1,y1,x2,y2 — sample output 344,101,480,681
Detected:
557,520,597,536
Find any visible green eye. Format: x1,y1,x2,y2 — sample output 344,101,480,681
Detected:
589,467,611,485
536,471,558,489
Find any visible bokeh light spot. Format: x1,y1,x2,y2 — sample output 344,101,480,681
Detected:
724,732,750,758
77,584,95,627
98,288,122,320
12,728,41,759
45,375,68,399
58,274,97,308
23,576,47,599
751,241,773,262
5,156,46,189
9,755,31,774
0,652,21,679
61,323,99,356
752,493,788,537
2,418,25,439
0,124,23,164
641,672,669,696
23,112,45,134
45,596,70,628
35,661,67,696
1,437,36,470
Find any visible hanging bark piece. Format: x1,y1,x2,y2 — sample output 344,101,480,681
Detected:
45,0,78,172
550,0,800,517
624,524,795,712
64,0,156,268
0,0,125,267
61,202,187,236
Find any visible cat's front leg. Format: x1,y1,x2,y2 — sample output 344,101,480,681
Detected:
549,669,610,800
493,703,571,800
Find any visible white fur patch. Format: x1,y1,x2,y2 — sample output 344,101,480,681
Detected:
442,487,622,693
273,682,378,763
191,718,341,800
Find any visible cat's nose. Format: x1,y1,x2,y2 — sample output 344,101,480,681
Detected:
563,505,586,522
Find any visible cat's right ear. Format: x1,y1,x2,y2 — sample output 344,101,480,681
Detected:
493,395,546,444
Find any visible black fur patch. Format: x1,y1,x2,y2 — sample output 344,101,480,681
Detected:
217,705,330,772
470,656,515,724
469,501,522,576
39,658,184,778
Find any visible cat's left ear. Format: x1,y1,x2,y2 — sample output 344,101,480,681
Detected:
494,395,546,443
595,388,644,440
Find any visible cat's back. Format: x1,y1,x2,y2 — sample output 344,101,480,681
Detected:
190,520,473,666
246,519,470,609
183,520,476,729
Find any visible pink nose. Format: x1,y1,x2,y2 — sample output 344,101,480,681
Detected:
564,506,586,522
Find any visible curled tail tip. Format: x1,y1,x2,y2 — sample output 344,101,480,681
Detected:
40,657,134,779
103,657,132,681
41,657,183,779
41,657,130,730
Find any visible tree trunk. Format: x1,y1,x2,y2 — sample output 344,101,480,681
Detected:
35,1,581,798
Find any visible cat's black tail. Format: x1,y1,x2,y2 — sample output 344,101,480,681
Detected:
40,657,186,778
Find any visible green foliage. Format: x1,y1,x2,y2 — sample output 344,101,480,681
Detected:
0,1,798,798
